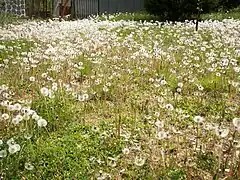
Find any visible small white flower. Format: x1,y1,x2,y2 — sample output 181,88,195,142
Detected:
193,116,204,124
103,86,109,92
52,85,58,91
215,127,229,138
160,80,167,85
25,162,34,170
82,93,89,100
155,120,164,128
29,76,36,82
0,150,7,158
13,103,22,111
15,114,23,122
37,118,48,127
122,148,130,155
198,85,204,91
8,144,21,154
0,140,3,145
1,113,9,120
12,118,20,125
178,82,183,88
166,103,174,111
40,87,49,97
157,131,167,140
8,105,15,111
7,138,15,146
134,155,146,166
233,118,240,129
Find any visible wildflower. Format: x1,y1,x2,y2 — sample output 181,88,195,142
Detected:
29,76,36,82
8,144,21,154
52,85,58,91
77,95,85,102
82,93,89,100
40,87,49,97
215,127,229,138
193,115,204,124
160,79,167,85
198,85,204,91
25,162,34,170
0,150,7,158
15,114,23,122
166,103,174,111
8,105,15,111
12,117,20,125
103,86,109,92
154,112,160,117
37,118,47,127
32,113,40,121
157,131,167,140
155,120,164,128
122,148,130,155
7,138,15,146
178,82,183,88
0,140,3,145
91,126,99,132
13,103,22,111
233,118,240,129
134,155,146,166
1,113,9,120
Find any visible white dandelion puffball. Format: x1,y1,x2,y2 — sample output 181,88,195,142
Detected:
233,118,240,128
193,116,204,124
37,118,48,127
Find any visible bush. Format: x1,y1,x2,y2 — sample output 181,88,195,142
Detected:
144,0,239,21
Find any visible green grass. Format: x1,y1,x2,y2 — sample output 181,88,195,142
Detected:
201,7,240,20
0,13,26,27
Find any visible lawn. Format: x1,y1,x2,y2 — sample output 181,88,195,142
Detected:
0,14,240,179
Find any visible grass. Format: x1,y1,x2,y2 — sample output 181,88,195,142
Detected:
0,11,240,179
201,7,240,21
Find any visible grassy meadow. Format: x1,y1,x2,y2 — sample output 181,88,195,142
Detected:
0,12,240,179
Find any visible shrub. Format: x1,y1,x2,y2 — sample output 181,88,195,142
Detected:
144,0,238,21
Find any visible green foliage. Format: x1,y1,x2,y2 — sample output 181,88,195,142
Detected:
144,0,240,21
196,152,217,173
0,12,25,27
167,169,186,180
1,123,124,179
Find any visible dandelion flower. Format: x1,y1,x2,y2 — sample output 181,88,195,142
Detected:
166,103,174,111
134,155,146,166
155,120,164,128
29,76,36,82
178,82,183,88
37,118,47,127
157,131,167,140
1,113,9,120
25,162,34,170
160,80,167,85
122,148,130,155
215,127,229,138
13,103,22,111
233,118,240,128
82,93,89,100
8,144,21,154
103,86,109,92
0,150,7,158
40,87,49,97
193,116,204,124
12,118,20,125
